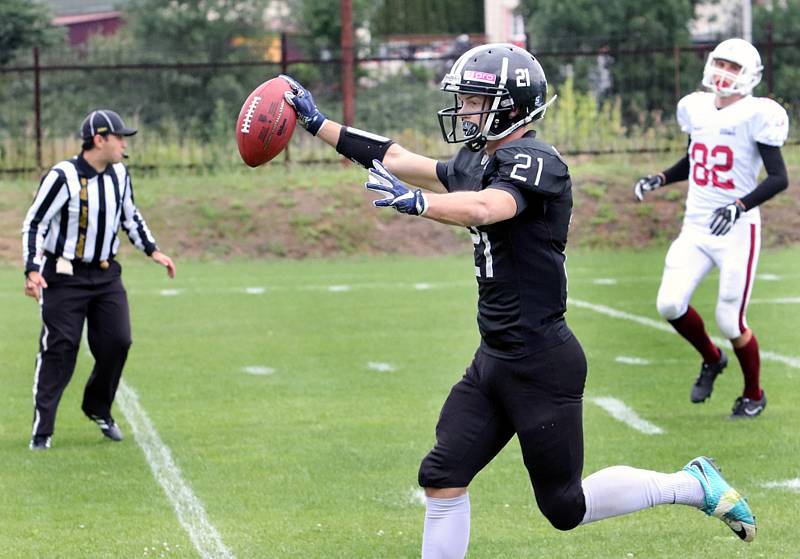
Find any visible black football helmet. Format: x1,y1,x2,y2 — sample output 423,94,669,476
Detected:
437,43,553,151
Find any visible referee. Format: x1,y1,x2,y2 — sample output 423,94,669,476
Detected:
22,109,176,450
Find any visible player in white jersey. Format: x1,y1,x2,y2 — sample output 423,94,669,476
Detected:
634,38,789,419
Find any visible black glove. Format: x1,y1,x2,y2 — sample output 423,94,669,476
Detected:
709,202,743,236
633,174,664,202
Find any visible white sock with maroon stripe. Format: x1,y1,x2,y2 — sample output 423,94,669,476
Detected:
581,466,705,524
422,494,470,559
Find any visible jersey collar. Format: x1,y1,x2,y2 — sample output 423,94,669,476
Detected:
75,153,102,178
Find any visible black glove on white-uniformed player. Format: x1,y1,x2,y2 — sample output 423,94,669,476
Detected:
709,201,744,236
633,174,665,202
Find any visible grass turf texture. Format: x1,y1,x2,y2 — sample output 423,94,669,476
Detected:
1,248,798,558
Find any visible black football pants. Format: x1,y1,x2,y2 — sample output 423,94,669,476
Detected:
419,334,588,531
31,259,132,439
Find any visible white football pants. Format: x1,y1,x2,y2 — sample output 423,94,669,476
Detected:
656,220,760,339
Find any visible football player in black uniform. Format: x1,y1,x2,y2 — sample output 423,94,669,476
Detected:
282,44,756,556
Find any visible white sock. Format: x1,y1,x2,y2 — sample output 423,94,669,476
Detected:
581,466,705,524
422,494,470,559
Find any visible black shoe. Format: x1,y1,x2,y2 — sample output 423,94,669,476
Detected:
691,349,728,403
29,435,51,450
90,415,123,441
730,391,767,419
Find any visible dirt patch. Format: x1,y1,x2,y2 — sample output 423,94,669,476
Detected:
4,166,799,264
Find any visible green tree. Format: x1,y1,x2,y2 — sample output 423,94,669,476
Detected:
125,0,270,62
285,0,378,55
373,0,483,36
754,1,800,118
517,0,697,119
95,0,275,137
0,0,59,65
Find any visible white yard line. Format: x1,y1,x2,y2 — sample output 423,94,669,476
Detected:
327,285,352,292
117,382,235,559
615,356,651,365
588,396,665,435
750,297,800,304
762,478,800,492
242,365,275,376
409,488,427,506
569,298,800,369
81,332,232,557
367,361,396,372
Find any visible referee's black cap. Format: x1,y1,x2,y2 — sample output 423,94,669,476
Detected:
80,109,137,140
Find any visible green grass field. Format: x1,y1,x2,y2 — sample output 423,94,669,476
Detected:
1,248,798,558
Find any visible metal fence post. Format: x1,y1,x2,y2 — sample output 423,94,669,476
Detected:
281,32,290,165
34,47,42,171
673,45,681,104
766,22,774,96
341,0,355,127
280,32,288,75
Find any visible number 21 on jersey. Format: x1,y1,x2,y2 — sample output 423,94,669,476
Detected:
469,226,494,278
510,153,544,184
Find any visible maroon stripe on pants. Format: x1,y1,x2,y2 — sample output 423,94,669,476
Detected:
738,224,756,334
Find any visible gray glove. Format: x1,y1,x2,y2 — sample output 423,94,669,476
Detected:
634,174,664,202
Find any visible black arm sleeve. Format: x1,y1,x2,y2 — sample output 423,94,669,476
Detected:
739,143,789,211
661,137,691,185
335,127,394,168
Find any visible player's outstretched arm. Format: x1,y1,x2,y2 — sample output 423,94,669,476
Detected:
381,144,445,193
365,160,515,226
282,75,444,193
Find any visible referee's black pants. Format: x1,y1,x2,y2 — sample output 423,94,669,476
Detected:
31,258,132,439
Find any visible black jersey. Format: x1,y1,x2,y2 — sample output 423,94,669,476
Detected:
436,131,573,357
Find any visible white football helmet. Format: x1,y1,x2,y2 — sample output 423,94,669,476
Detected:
701,38,763,97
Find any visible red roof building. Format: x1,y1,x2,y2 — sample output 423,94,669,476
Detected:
52,11,124,46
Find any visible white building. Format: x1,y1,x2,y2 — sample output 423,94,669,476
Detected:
484,0,526,46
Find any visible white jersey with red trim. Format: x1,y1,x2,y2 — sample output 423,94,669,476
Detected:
676,91,789,226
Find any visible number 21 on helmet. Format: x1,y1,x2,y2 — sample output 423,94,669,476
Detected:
437,43,555,152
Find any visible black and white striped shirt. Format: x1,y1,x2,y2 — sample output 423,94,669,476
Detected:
22,154,157,274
